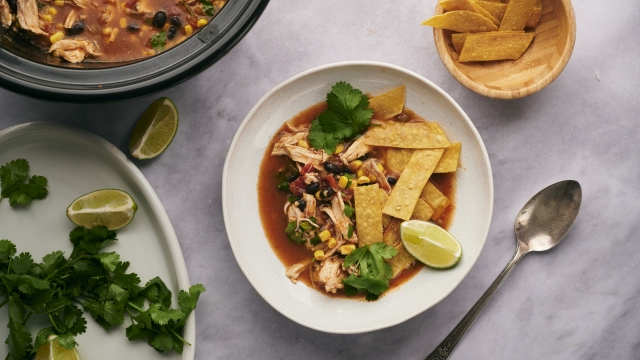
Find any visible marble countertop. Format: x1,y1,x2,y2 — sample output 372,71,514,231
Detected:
1,0,638,358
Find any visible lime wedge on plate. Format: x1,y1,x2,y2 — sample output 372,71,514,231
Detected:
36,335,80,360
67,189,137,230
129,97,178,160
400,220,462,269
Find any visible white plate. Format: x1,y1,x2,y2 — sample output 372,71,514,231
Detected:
0,122,195,359
223,61,493,334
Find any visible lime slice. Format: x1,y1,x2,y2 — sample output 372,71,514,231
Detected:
129,97,178,160
35,335,80,360
400,220,462,269
67,189,137,230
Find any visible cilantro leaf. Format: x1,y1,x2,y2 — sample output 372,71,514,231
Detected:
151,333,174,352
343,204,354,218
95,252,120,272
57,333,77,350
0,159,48,207
308,82,373,154
0,159,29,188
11,252,34,274
151,31,166,52
201,0,215,16
0,239,17,261
342,243,397,301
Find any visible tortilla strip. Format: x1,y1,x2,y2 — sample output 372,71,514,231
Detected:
439,0,500,26
473,0,508,23
378,189,393,229
420,181,451,221
458,32,534,62
383,218,402,247
410,198,435,222
368,85,406,120
382,149,444,220
526,4,542,28
387,148,414,173
387,243,417,279
451,33,472,54
422,11,499,33
499,0,539,31
354,183,383,247
434,142,461,173
364,122,450,149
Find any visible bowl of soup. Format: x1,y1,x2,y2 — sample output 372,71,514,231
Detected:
0,0,268,102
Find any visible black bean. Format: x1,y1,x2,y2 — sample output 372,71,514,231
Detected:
167,25,177,39
67,22,84,35
325,188,335,197
296,199,306,212
323,162,341,174
127,22,140,32
286,174,298,182
357,155,367,161
306,182,319,194
7,0,16,13
152,11,167,28
170,16,181,27
387,176,398,185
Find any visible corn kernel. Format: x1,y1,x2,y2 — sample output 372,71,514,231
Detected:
102,27,112,35
318,230,331,242
54,0,64,6
197,18,208,28
327,238,337,249
376,163,385,172
349,180,358,189
338,176,348,189
314,250,326,261
315,191,322,200
41,14,53,22
335,143,345,154
49,31,64,44
348,160,362,172
369,175,377,183
56,24,64,29
297,139,309,148
340,244,356,255
120,18,126,28
48,7,57,15
357,169,364,178
357,176,370,185
184,24,193,35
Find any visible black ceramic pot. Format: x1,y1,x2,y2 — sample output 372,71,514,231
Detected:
0,0,269,102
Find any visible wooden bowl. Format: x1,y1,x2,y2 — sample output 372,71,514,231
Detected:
433,0,576,99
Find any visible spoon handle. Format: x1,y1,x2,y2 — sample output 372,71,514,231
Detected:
425,246,528,360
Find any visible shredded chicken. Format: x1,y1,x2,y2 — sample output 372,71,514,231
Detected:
17,0,47,35
302,172,318,185
70,0,92,8
285,259,313,284
272,132,308,155
99,5,111,24
63,9,76,28
339,136,372,165
284,202,302,223
49,39,102,63
302,193,316,218
363,158,392,193
311,256,346,293
0,0,11,28
272,132,327,168
320,192,356,243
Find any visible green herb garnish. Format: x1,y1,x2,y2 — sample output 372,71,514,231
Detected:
342,242,397,301
343,204,354,218
0,158,48,207
308,82,374,154
151,31,167,52
201,0,215,16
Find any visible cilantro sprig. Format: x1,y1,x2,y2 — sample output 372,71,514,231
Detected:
342,242,397,301
201,0,215,16
0,227,205,358
0,158,48,207
308,82,374,154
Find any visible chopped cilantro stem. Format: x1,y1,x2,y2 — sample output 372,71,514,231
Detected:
169,326,191,346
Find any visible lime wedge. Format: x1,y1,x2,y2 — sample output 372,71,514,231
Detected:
36,335,80,360
67,189,137,230
400,220,462,269
129,97,178,160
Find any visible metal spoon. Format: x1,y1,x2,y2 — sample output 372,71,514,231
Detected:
425,180,582,360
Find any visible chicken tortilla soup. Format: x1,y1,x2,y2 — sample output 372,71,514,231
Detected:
0,0,226,63
258,82,461,301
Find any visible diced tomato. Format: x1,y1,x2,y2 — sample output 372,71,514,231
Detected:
124,0,138,9
341,189,354,201
324,175,338,191
186,16,198,28
289,177,307,196
166,6,181,17
300,163,314,176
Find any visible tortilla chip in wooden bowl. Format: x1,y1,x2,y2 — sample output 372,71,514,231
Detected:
430,0,576,99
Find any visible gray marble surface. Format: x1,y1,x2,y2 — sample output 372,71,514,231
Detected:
1,0,639,359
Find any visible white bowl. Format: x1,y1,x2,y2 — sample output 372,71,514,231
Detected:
222,61,493,334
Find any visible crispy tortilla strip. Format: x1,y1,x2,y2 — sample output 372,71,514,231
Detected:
354,184,383,247
387,148,414,172
378,189,393,229
474,0,508,22
410,198,435,222
383,218,402,247
422,11,498,33
439,0,500,26
451,33,472,54
420,181,451,220
434,142,461,173
458,32,534,62
499,0,538,31
383,149,444,220
526,3,542,28
388,243,417,279
368,85,406,120
364,122,450,149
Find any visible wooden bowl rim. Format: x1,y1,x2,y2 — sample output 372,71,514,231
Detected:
433,0,576,99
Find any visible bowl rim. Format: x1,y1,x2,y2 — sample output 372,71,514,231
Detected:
222,61,495,333
433,0,577,99
0,0,269,103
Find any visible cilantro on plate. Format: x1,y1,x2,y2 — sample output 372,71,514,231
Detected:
342,242,397,301
308,82,374,154
0,158,48,207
